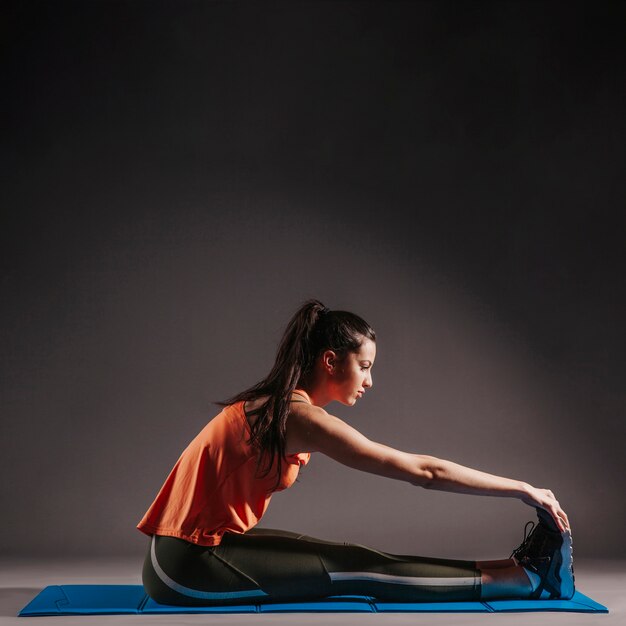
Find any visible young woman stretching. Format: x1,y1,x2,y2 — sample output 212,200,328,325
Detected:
138,300,575,606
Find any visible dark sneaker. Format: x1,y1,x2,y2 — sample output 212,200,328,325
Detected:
510,508,575,600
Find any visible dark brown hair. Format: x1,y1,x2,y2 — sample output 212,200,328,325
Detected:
218,299,376,487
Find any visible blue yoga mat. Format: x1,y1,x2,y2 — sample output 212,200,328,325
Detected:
17,585,608,615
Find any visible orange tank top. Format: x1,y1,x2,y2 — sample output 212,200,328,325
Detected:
136,390,311,546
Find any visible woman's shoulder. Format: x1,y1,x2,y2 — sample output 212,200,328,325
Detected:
243,392,313,428
243,392,309,411
242,395,267,419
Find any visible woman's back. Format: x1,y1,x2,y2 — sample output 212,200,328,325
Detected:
137,395,310,546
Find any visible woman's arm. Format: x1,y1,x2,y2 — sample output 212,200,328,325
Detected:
286,405,570,531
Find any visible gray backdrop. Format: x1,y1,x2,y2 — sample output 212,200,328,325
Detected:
2,1,625,561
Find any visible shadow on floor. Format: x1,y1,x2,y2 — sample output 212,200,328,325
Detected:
0,588,41,618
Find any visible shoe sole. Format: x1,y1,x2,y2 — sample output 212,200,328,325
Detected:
535,509,575,600
558,529,575,600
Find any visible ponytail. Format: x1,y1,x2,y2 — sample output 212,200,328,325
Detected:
218,299,375,488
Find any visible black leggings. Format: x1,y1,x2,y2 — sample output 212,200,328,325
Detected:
142,529,481,606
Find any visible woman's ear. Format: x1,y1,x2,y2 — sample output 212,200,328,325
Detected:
322,349,337,374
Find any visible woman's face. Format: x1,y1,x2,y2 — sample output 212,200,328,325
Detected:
329,337,376,406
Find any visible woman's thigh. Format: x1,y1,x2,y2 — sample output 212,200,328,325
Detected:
142,532,331,606
142,535,271,606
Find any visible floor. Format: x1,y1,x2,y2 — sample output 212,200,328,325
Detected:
1,558,622,625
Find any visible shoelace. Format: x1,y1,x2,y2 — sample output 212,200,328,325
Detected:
510,520,536,561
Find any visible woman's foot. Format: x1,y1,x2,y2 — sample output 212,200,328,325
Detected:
510,508,575,599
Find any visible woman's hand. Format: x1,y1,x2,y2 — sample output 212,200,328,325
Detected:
520,485,570,533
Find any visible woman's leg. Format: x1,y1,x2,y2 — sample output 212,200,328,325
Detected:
143,505,575,605
246,530,534,600
480,564,534,599
143,531,499,606
477,558,516,569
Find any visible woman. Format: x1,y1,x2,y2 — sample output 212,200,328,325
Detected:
138,300,574,606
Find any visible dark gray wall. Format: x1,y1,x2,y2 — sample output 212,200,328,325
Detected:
2,1,624,560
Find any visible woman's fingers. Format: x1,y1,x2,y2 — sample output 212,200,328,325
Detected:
537,488,571,532
553,510,567,533
550,508,566,532
552,496,571,533
552,503,570,533
524,486,571,533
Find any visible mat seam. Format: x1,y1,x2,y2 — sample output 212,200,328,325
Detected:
137,593,150,612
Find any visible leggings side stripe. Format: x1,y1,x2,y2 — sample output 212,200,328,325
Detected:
329,571,477,586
